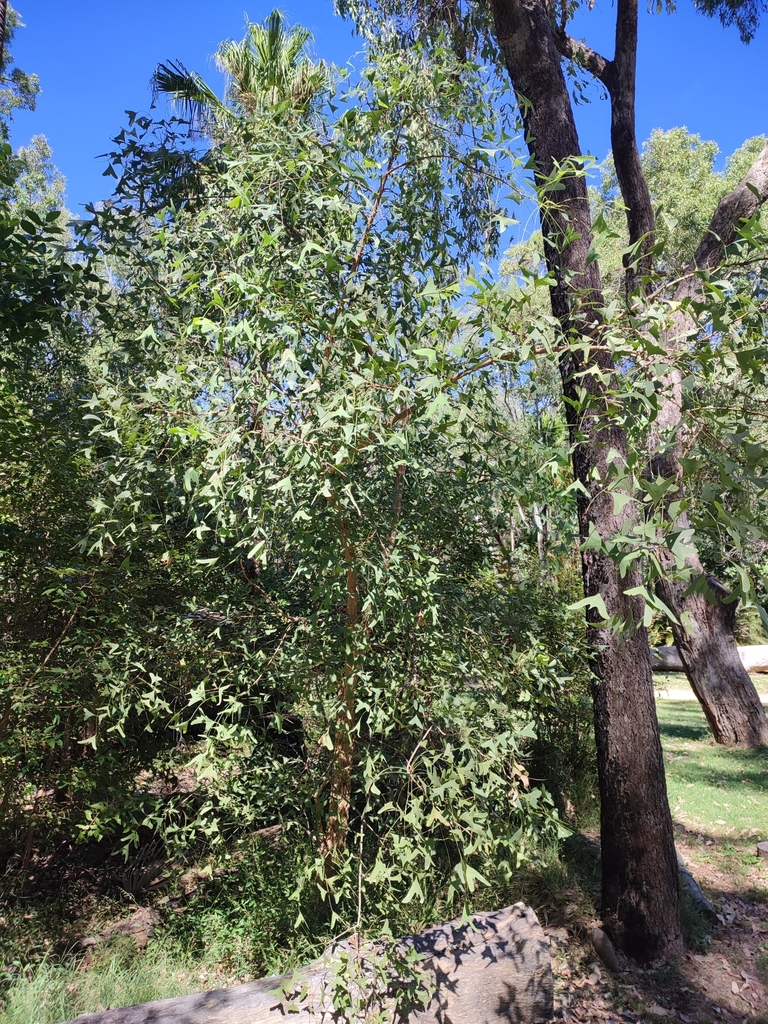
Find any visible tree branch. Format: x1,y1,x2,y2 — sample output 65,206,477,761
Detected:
609,0,655,290
554,10,654,293
552,27,613,87
691,139,768,275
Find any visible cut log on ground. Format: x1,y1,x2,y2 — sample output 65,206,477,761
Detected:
652,645,768,674
740,646,768,673
61,903,552,1024
652,646,685,671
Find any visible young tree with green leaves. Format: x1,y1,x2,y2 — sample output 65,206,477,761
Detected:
81,39,572,926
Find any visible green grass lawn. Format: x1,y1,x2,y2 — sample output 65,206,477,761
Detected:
656,699,768,840
654,671,768,697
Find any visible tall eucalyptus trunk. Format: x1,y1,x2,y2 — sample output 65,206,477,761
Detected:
488,0,682,961
0,0,8,72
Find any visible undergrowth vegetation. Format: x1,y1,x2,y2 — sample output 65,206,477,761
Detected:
4,694,761,1024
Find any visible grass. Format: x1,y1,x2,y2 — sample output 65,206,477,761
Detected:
655,699,768,841
0,943,202,1024
0,840,326,1024
653,670,768,697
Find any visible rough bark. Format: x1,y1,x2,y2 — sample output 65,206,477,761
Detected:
0,0,7,72
61,905,553,1024
647,347,768,747
656,568,768,745
573,0,768,745
691,140,768,274
648,145,768,747
488,0,682,961
555,0,655,290
606,0,654,288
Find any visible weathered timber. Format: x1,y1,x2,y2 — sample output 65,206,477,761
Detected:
62,904,552,1024
652,645,768,674
739,647,768,674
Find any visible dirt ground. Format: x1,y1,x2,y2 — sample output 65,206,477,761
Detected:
547,827,768,1024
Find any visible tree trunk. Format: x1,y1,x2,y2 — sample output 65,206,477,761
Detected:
60,905,553,1024
555,0,655,292
565,0,768,746
0,0,8,72
318,525,360,879
645,352,768,748
657,565,768,745
488,0,682,961
645,146,768,747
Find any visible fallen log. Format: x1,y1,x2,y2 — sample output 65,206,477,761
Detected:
62,904,552,1024
740,645,768,673
651,645,685,671
652,644,768,673
676,849,717,925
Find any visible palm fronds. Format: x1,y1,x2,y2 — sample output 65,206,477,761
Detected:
151,60,228,128
217,9,329,116
152,10,330,133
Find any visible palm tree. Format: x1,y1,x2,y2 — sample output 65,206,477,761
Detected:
151,9,329,131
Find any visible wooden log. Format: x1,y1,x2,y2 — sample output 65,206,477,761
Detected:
652,644,768,673
651,646,685,671
739,645,768,673
62,904,552,1024
675,849,717,924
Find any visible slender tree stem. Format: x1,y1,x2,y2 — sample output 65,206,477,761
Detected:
0,0,8,73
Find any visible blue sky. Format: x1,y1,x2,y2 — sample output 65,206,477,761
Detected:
7,0,768,213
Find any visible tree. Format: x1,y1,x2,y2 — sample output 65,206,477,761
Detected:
79,41,577,927
553,21,768,749
151,9,330,131
0,0,7,72
487,0,685,960
0,4,39,138
1,133,68,215
646,156,768,748
346,0,768,954
591,127,768,746
0,134,104,866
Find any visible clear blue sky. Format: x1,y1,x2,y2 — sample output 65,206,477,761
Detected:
8,0,768,213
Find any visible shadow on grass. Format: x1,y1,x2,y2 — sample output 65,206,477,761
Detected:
670,756,768,791
656,701,712,742
657,701,768,789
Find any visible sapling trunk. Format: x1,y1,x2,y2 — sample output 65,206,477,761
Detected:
319,528,359,879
